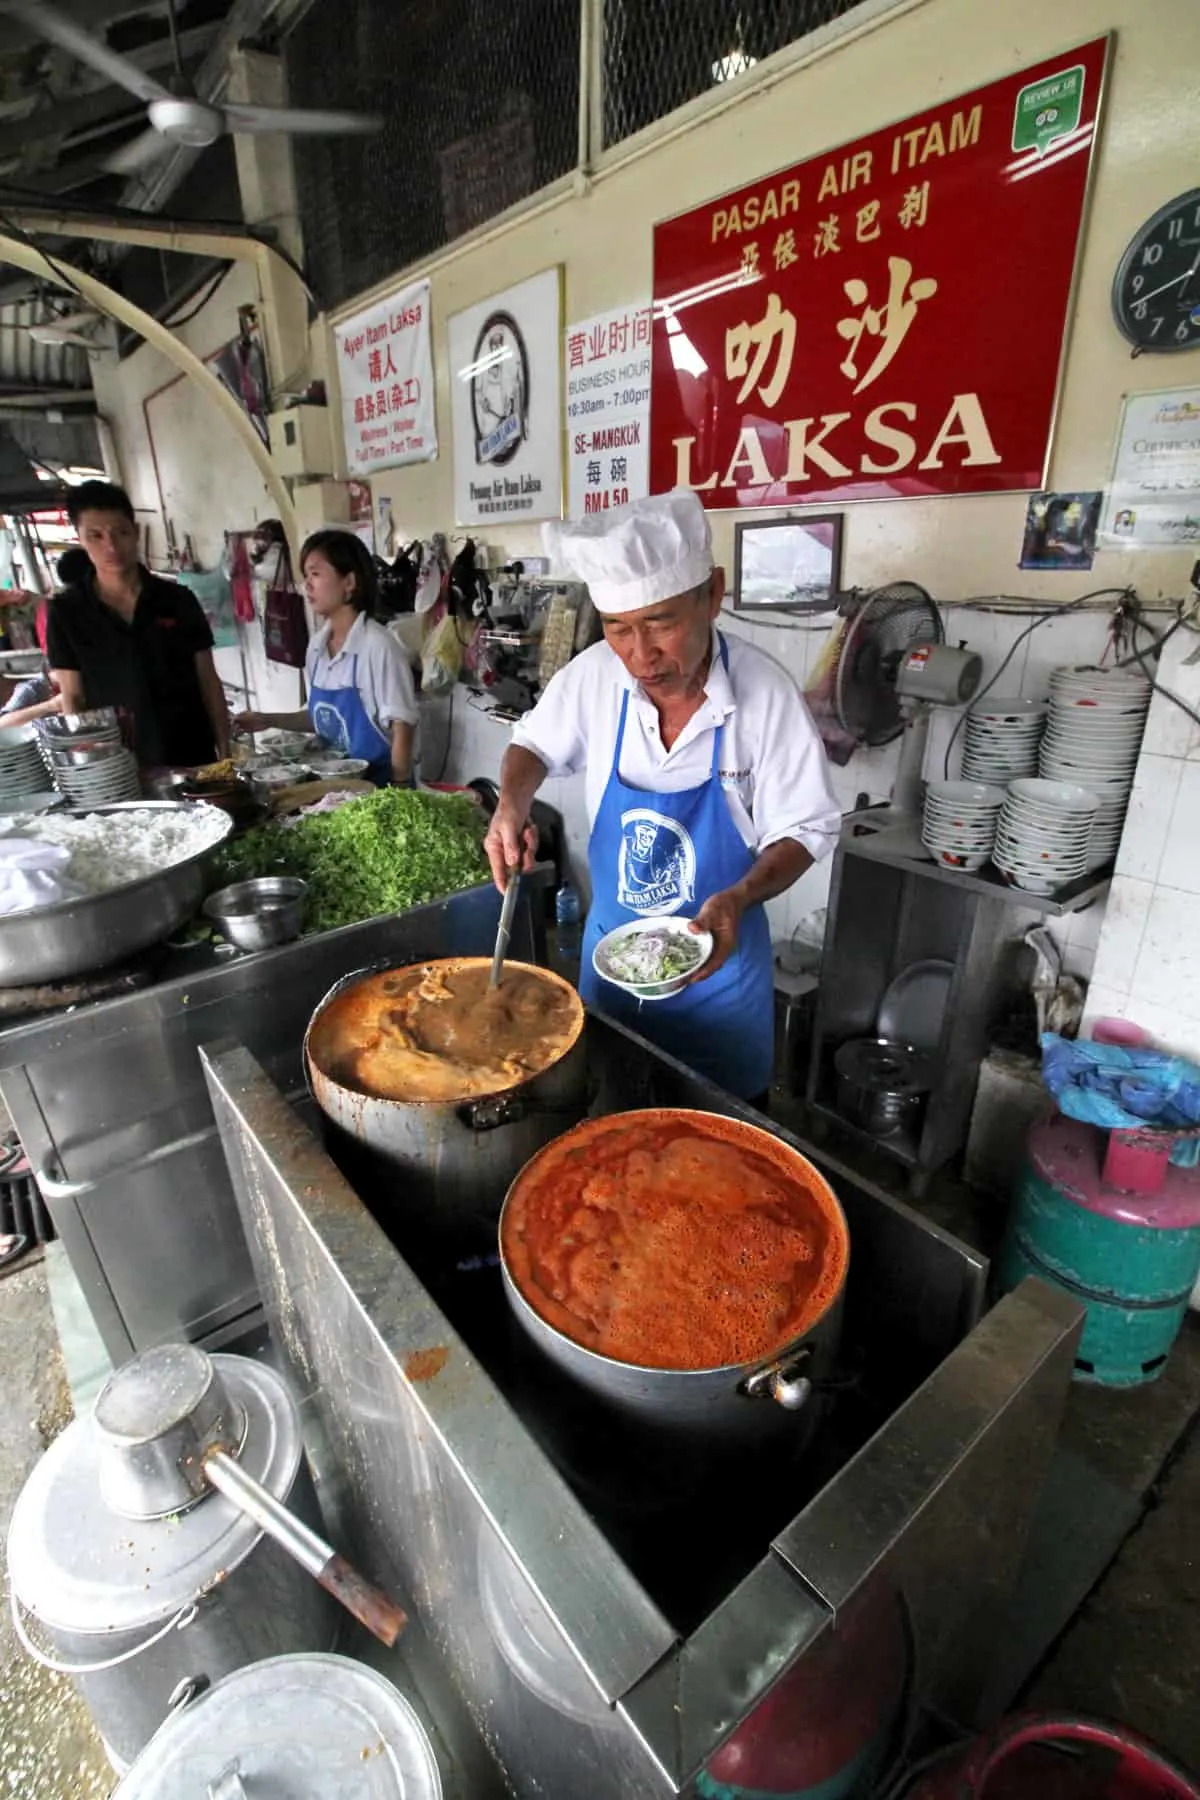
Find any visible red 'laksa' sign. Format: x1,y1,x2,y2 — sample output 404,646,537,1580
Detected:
650,38,1108,509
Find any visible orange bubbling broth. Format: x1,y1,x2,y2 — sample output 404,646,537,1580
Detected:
501,1109,849,1371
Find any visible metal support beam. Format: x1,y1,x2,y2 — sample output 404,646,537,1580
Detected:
0,232,297,550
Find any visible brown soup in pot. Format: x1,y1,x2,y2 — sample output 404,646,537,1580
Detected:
501,1109,849,1372
307,957,583,1105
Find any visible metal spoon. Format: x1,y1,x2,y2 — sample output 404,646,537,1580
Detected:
489,868,521,988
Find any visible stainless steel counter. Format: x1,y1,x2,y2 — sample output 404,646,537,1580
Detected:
0,874,550,1361
201,1018,1083,1799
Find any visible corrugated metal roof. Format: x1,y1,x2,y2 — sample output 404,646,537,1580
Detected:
0,300,91,391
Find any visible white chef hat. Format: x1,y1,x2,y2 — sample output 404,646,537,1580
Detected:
542,490,713,615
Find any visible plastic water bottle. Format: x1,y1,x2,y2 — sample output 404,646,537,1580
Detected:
554,879,582,964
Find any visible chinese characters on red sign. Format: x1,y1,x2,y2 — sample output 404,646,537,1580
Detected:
565,303,653,518
334,278,438,473
650,38,1108,509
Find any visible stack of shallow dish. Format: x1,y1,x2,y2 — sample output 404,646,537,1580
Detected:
993,777,1099,895
921,780,1006,871
960,697,1045,784
38,708,141,805
1039,666,1152,871
0,724,57,813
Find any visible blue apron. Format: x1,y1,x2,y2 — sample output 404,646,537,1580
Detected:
308,652,393,786
579,636,774,1099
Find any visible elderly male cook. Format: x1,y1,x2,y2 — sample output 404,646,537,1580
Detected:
484,491,840,1104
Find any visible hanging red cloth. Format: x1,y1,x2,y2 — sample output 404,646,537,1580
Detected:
229,533,256,625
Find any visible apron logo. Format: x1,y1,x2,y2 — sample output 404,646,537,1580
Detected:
617,808,696,914
311,700,352,750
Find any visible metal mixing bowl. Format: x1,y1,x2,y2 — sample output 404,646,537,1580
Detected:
203,877,307,952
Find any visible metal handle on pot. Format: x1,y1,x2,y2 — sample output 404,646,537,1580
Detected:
741,1347,813,1411
461,1093,526,1132
9,1585,199,1674
202,1450,407,1648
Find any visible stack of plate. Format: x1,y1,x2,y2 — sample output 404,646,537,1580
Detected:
1039,667,1152,871
993,778,1099,895
38,709,141,806
921,780,1006,871
0,724,56,812
960,697,1045,784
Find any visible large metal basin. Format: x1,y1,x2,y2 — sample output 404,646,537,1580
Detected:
306,958,587,1263
500,1108,849,1449
0,801,232,985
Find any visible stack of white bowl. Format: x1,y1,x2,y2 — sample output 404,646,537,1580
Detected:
993,778,1099,895
921,780,1006,871
960,697,1045,784
38,709,141,806
0,723,56,812
1039,667,1152,871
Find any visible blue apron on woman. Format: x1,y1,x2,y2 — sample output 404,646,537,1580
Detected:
578,636,774,1100
308,654,393,786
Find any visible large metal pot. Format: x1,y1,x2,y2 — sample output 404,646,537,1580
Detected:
6,1349,338,1772
0,801,233,985
834,1038,932,1138
305,958,587,1261
499,1108,849,1448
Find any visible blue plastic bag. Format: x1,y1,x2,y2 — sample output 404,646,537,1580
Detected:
1041,1034,1200,1168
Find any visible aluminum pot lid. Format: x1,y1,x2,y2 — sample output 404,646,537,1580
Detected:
6,1355,303,1634
114,1654,443,1800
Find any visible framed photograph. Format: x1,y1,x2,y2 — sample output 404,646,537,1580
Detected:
733,514,843,613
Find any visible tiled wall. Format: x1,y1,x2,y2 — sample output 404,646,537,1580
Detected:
434,599,1122,976
1083,627,1200,1056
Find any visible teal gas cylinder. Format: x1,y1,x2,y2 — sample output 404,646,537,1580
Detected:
997,1115,1200,1387
696,1586,909,1800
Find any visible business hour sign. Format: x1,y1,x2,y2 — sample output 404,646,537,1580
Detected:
650,39,1108,509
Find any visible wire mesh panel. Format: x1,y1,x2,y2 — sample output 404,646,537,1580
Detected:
603,0,866,148
285,0,581,312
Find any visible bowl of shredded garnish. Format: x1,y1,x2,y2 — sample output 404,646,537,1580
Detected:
592,916,713,1000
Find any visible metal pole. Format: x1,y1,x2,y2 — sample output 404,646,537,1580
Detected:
577,0,605,174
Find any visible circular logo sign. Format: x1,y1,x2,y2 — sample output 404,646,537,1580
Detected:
471,309,530,468
617,808,697,915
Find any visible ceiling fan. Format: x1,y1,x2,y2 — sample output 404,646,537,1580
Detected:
2,0,382,176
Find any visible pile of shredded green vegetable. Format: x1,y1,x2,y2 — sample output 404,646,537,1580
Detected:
211,788,490,934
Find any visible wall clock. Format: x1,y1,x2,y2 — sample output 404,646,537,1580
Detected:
1112,188,1200,354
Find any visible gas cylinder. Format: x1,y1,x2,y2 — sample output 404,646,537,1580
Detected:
998,1115,1200,1386
697,1584,909,1800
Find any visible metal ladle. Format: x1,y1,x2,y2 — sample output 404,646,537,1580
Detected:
93,1343,406,1648
489,867,521,988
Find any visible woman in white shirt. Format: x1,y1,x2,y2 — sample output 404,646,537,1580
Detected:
236,530,418,786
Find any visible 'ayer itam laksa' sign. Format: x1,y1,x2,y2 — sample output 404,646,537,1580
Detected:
650,39,1107,508
334,278,437,473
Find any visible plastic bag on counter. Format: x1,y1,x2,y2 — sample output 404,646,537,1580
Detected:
420,611,463,696
1041,1032,1200,1167
0,840,88,915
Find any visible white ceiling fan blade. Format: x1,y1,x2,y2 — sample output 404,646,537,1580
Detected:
43,310,99,332
221,102,382,138
0,0,172,105
102,128,168,176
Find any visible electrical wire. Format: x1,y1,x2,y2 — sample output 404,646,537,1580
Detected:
0,207,93,312
1126,615,1200,729
940,587,1137,780
160,262,231,329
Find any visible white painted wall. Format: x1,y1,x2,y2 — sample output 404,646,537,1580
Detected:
90,263,302,713
344,0,1199,972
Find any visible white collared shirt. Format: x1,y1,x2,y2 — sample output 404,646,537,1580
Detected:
511,628,840,860
306,611,418,732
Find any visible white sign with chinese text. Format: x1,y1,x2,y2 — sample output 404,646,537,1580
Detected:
1101,387,1200,548
565,302,652,520
334,279,437,474
449,267,563,526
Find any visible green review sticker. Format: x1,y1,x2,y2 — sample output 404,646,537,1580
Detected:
1012,65,1084,155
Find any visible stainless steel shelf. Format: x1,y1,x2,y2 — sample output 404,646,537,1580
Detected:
841,816,1111,918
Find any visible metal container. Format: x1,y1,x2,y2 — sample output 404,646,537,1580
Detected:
6,1351,337,1772
114,1654,443,1799
0,801,233,985
834,1037,933,1137
499,1108,849,1447
305,957,587,1259
205,877,308,952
